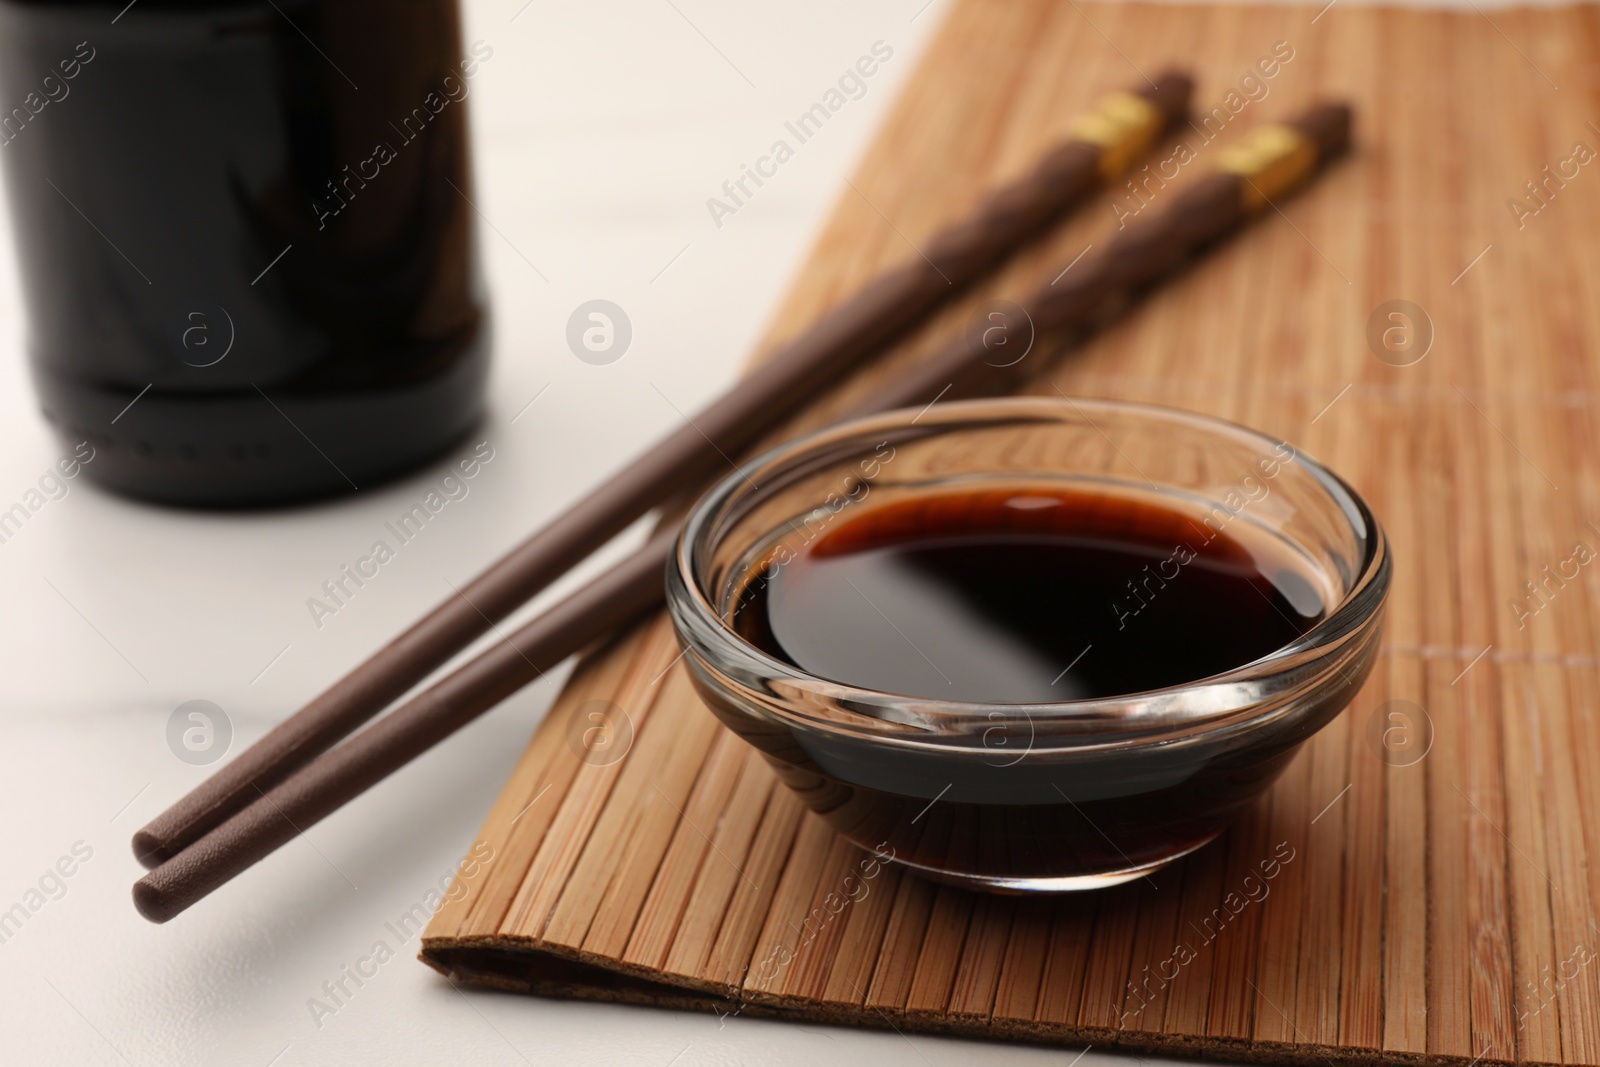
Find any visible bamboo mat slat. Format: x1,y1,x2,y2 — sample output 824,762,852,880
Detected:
422,3,1600,1063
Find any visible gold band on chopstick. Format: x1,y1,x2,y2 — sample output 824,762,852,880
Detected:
1070,90,1165,179
1217,124,1319,211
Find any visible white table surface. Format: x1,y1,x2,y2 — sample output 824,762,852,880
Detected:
0,0,1487,1063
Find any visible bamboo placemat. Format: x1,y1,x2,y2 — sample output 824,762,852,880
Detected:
422,3,1600,1063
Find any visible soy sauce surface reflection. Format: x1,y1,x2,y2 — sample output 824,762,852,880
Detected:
735,486,1323,703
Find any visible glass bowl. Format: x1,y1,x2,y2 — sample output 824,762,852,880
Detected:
666,397,1390,892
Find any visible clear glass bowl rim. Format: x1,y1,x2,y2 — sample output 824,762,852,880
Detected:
670,396,1391,750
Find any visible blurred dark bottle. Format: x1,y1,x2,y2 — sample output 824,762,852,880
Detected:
0,0,490,506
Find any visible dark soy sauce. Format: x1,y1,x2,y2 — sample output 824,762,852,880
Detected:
712,486,1338,887
735,486,1322,703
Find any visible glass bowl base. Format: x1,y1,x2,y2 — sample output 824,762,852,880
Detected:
882,831,1222,894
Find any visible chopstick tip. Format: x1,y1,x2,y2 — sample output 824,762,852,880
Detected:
131,829,167,869
132,875,179,924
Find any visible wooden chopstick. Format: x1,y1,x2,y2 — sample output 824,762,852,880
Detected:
129,71,1194,870
132,101,1354,923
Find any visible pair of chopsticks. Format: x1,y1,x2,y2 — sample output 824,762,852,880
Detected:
133,78,1352,923
130,69,1190,915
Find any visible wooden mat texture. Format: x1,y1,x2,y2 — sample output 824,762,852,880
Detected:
422,3,1600,1063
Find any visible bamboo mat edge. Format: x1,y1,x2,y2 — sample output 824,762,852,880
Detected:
420,935,1462,1067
